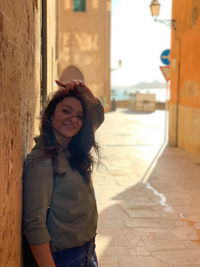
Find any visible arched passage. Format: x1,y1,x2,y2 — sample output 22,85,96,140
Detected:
59,65,84,83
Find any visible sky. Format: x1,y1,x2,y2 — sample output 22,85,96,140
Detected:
111,0,172,86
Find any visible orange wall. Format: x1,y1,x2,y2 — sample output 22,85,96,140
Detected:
170,0,200,108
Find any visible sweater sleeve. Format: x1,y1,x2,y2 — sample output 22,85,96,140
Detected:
89,99,105,131
22,157,53,245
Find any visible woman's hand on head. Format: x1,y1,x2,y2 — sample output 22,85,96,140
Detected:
73,80,98,104
55,80,98,104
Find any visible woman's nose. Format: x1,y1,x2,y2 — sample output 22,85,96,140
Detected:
70,115,78,123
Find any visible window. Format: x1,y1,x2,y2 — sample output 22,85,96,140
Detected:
73,0,86,12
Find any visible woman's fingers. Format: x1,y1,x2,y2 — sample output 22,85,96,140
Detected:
72,80,86,88
72,80,98,103
55,79,98,103
56,80,86,90
55,80,66,88
55,80,75,92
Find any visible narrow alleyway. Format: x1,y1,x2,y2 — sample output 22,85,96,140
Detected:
94,108,200,267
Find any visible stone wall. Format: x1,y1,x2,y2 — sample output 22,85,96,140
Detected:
57,0,111,108
0,0,57,266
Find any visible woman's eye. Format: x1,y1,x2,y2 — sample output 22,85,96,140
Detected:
62,109,71,114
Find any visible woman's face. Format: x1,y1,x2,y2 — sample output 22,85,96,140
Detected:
52,97,83,145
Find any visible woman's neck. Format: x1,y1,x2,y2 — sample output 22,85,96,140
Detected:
53,131,71,148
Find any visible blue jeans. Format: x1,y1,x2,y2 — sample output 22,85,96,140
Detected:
51,237,98,267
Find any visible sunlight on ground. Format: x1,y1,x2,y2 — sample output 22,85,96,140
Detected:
93,108,167,265
96,234,112,258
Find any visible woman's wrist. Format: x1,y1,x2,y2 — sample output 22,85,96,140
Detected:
30,243,56,267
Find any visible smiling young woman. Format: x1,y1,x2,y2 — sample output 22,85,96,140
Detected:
52,97,84,143
22,80,104,267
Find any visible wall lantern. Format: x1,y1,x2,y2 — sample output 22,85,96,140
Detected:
150,0,160,18
150,0,176,29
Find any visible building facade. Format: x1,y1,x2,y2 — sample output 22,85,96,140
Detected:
0,1,57,265
57,0,111,108
169,0,200,154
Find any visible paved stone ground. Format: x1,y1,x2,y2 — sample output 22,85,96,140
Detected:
93,108,200,267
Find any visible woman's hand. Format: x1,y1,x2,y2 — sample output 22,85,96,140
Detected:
30,243,56,267
55,80,98,104
55,80,76,94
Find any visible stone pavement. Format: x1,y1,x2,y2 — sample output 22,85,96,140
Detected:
93,108,200,267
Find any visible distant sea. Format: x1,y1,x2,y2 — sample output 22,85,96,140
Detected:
111,88,170,102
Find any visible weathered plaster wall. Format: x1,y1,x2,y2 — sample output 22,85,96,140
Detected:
0,0,57,266
0,1,41,266
169,0,200,154
178,105,200,153
58,0,111,108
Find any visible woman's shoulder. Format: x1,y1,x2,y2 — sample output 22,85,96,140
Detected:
24,135,51,164
24,147,52,170
23,150,53,184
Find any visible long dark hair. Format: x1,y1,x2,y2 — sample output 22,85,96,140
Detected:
40,85,99,184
